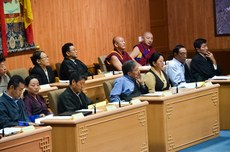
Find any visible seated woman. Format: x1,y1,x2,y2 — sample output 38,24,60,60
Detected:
144,53,170,92
23,75,51,117
30,50,55,85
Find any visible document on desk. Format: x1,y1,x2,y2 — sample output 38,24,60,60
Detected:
211,75,230,80
59,80,69,83
143,92,163,97
0,127,21,136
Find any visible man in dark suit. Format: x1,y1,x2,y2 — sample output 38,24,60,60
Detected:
58,72,92,114
190,38,221,81
59,43,91,80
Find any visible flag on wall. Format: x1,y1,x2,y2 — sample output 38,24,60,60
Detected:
0,0,8,56
20,0,34,45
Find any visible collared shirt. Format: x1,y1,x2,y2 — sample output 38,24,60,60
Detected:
110,75,136,102
166,58,185,86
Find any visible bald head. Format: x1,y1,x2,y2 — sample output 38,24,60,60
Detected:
112,36,126,50
142,32,153,46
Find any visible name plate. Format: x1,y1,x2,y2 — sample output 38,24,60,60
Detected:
71,113,84,120
22,126,35,132
106,105,117,111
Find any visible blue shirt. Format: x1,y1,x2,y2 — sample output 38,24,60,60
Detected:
110,75,136,102
166,58,185,86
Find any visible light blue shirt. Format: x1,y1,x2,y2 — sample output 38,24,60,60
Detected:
110,75,135,102
166,58,185,86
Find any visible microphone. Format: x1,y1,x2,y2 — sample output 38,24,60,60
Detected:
93,104,96,114
195,82,197,88
115,96,122,108
2,128,4,137
176,86,178,93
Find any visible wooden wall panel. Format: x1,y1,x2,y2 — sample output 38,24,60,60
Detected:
167,0,230,51
149,0,169,53
5,0,150,70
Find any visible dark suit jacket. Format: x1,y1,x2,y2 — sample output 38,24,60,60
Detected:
59,58,91,80
190,53,221,81
30,65,55,85
57,87,92,114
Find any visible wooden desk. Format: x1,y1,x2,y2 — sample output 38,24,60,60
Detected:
211,80,230,129
138,84,220,152
0,126,52,152
42,102,149,152
50,73,123,102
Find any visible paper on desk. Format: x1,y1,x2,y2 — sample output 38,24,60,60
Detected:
139,66,151,71
0,127,21,136
211,76,230,80
108,101,130,105
39,84,51,89
35,114,53,124
143,92,163,96
59,80,69,83
35,114,72,124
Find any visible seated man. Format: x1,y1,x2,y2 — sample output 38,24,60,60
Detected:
166,45,194,86
60,43,91,80
190,38,221,81
0,54,10,93
0,75,30,129
110,60,148,102
130,32,157,66
58,72,92,114
104,36,133,71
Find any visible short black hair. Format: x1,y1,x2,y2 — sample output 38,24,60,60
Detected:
194,38,207,50
69,72,87,85
62,43,73,58
30,50,44,65
0,54,6,63
122,60,136,75
149,53,162,66
7,75,25,89
172,45,185,55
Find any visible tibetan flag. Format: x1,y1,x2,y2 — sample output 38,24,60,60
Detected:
21,0,34,45
0,0,8,56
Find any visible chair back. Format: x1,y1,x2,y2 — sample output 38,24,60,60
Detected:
55,63,61,78
7,68,29,79
103,79,115,102
98,55,108,72
48,88,65,115
185,58,192,69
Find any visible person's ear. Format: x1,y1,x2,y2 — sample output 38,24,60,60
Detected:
114,43,118,48
36,59,41,64
152,61,156,66
9,85,14,90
